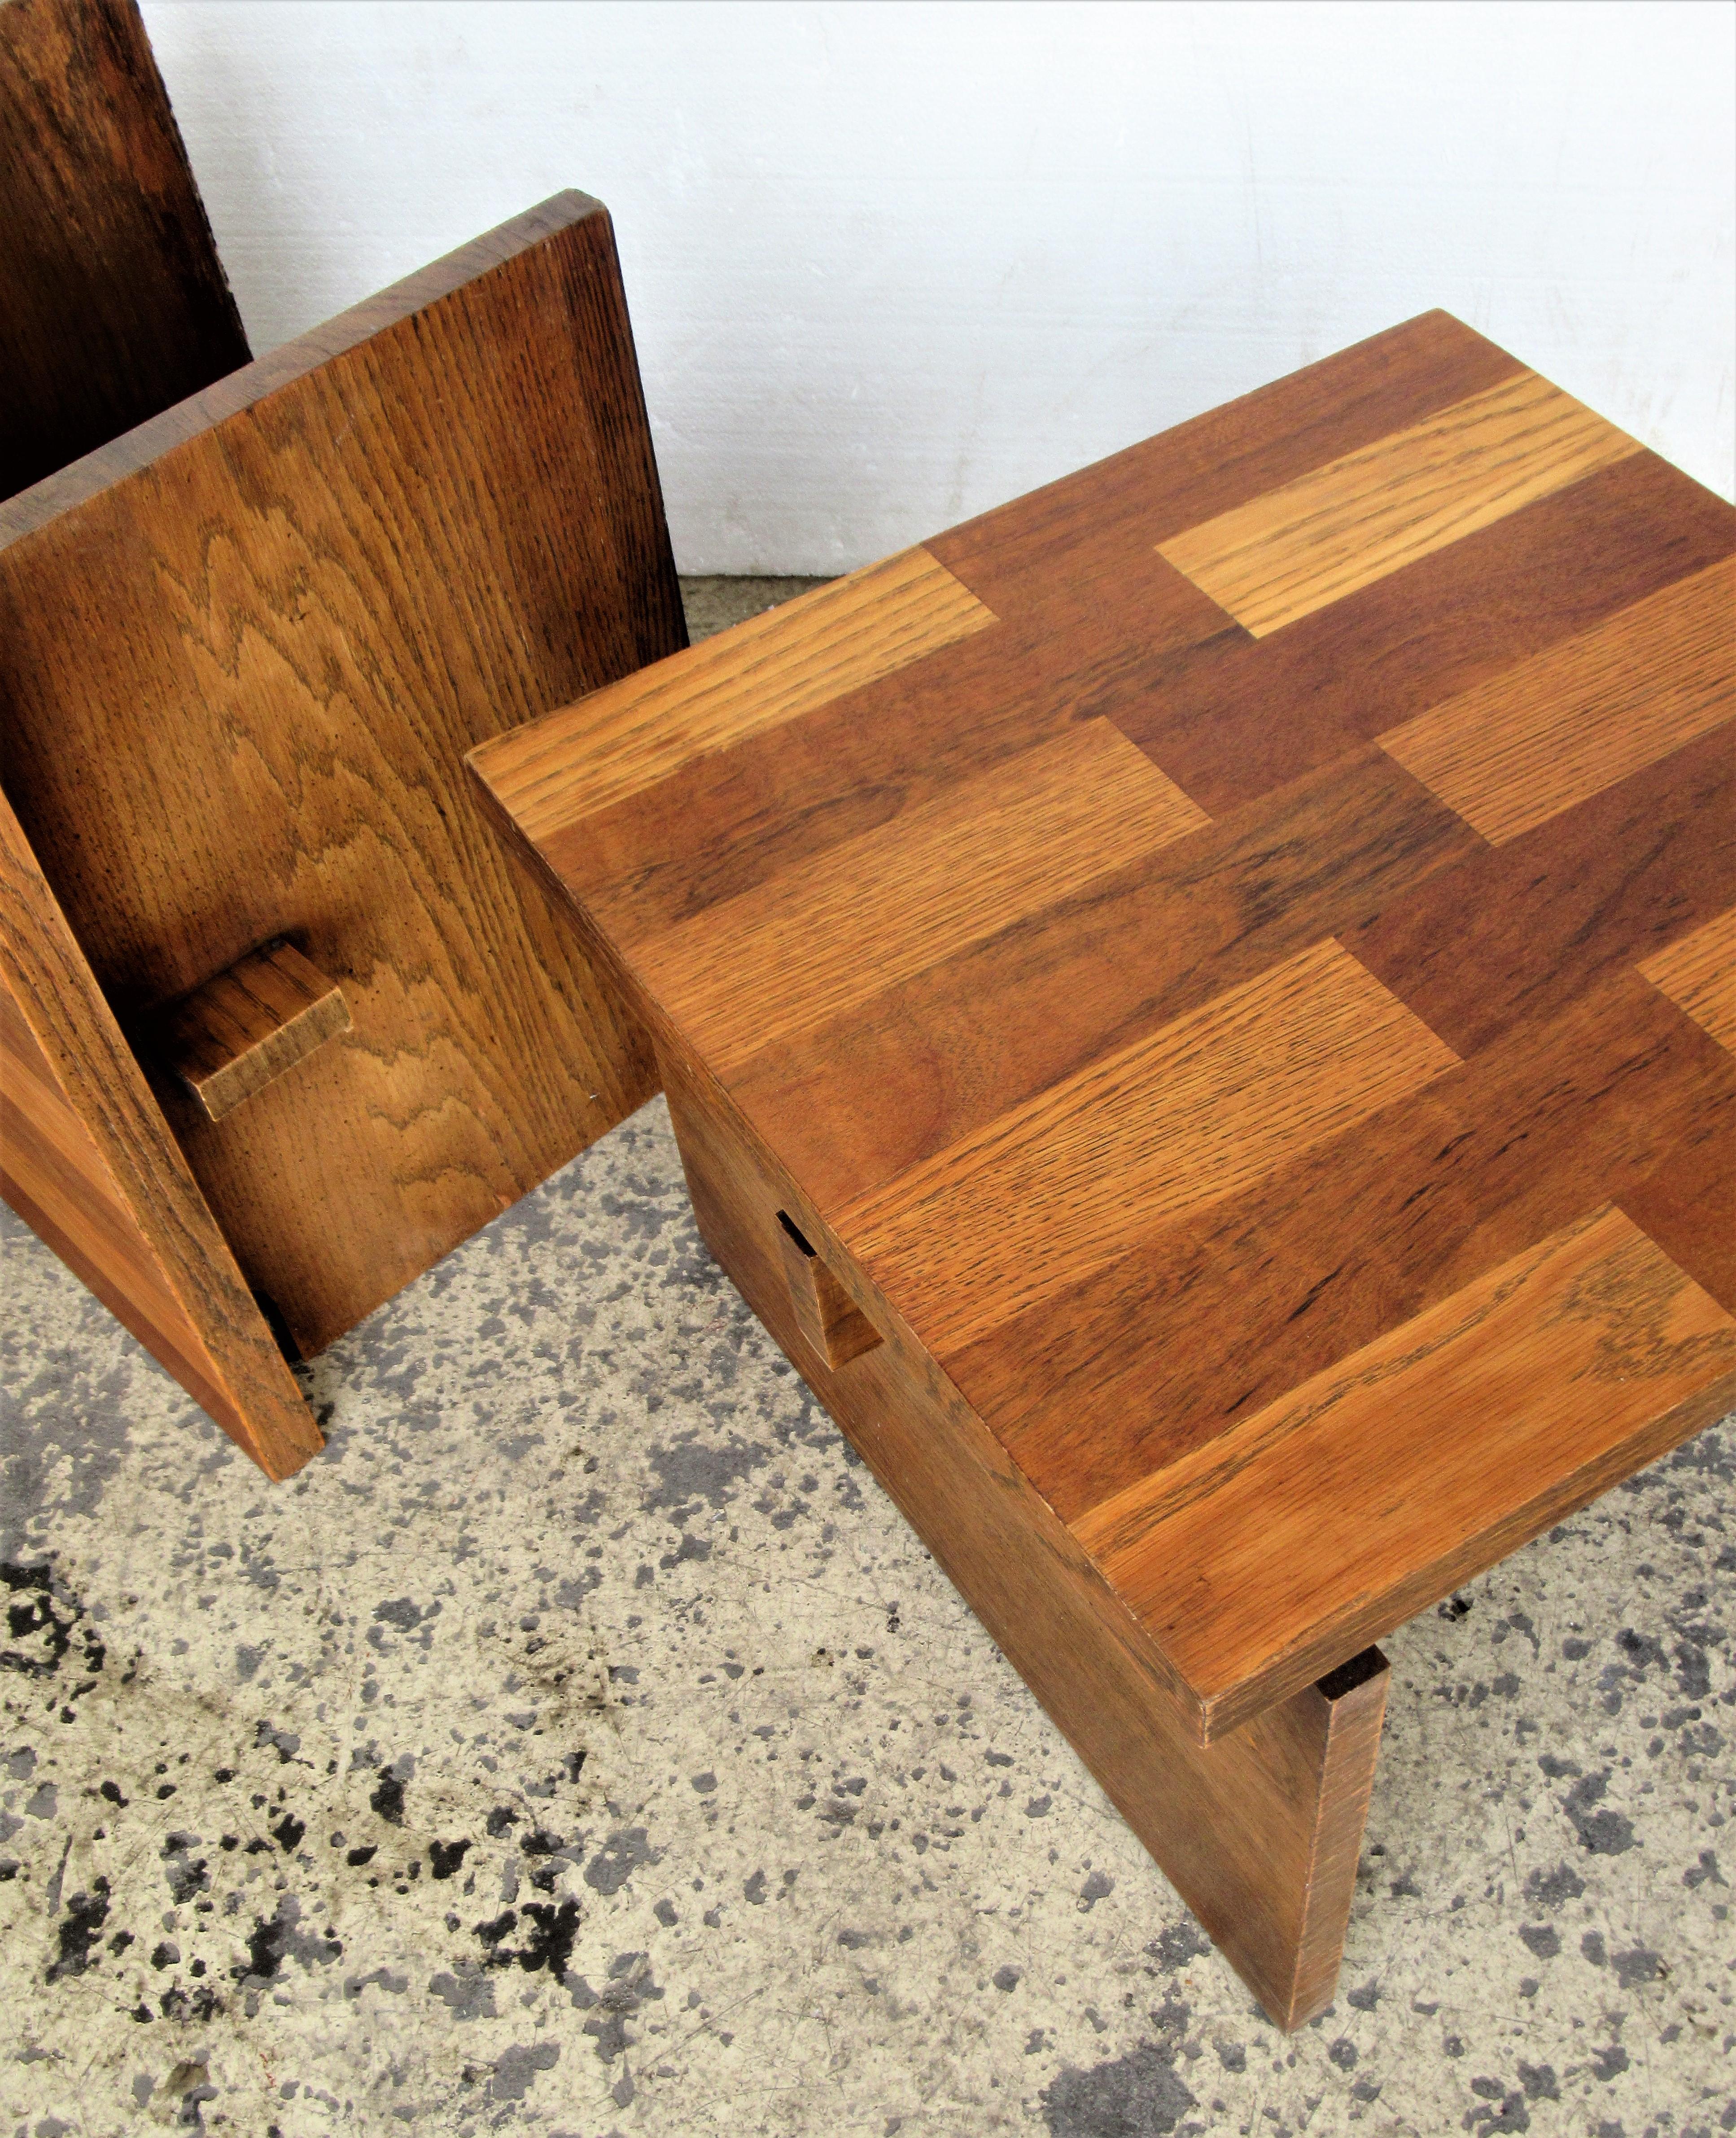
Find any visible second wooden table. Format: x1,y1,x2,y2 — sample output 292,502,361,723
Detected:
471,309,1736,2027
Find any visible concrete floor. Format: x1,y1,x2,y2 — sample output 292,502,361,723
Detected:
3,581,1733,2138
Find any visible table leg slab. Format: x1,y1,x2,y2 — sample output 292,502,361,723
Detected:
658,1038,1388,2029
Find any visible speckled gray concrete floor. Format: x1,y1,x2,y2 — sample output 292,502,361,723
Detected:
3,581,1734,2138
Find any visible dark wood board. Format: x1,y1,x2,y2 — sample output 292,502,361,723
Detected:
0,0,250,499
1,191,683,1385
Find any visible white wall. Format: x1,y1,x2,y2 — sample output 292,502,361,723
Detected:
143,0,1736,574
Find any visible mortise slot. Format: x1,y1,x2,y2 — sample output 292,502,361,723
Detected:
159,939,350,1123
775,1208,883,1370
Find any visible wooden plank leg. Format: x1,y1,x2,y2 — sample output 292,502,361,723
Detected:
0,791,321,1480
3,193,679,1364
0,0,252,500
656,1036,1387,2030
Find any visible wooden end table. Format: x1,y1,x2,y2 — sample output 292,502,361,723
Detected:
471,309,1736,2028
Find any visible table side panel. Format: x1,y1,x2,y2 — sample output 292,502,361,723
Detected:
656,1033,1388,2026
0,0,250,499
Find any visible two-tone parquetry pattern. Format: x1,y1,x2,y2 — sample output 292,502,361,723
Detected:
472,309,1736,1745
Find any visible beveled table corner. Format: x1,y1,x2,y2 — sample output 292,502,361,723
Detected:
469,307,1736,2027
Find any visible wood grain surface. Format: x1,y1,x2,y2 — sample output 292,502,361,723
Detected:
840,938,1458,1357
477,305,1735,1744
1156,369,1638,636
1119,448,1734,820
634,715,1208,1077
1,193,683,1363
0,790,319,1476
1640,908,1736,1054
0,0,249,499
160,940,350,1124
774,1209,885,1372
477,547,994,848
1379,554,1735,843
474,308,1734,2011
1074,1204,1736,1732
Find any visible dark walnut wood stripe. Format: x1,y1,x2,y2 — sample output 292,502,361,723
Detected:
1115,449,1736,819
475,314,1735,1784
0,0,250,500
838,939,1457,1359
1380,555,1735,843
928,308,1525,623
513,561,1234,951
634,720,1207,1079
1349,720,1733,1060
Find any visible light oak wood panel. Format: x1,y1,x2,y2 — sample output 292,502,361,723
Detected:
0,789,319,1475
1074,1205,1736,1733
471,547,995,850
842,939,1458,1359
0,0,249,499
658,1033,1388,2028
2,996,256,1441
1640,908,1736,1054
0,194,680,1359
1157,370,1639,638
1380,555,1736,843
634,719,1209,1078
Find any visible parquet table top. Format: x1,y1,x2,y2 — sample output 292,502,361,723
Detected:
474,311,1736,1744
